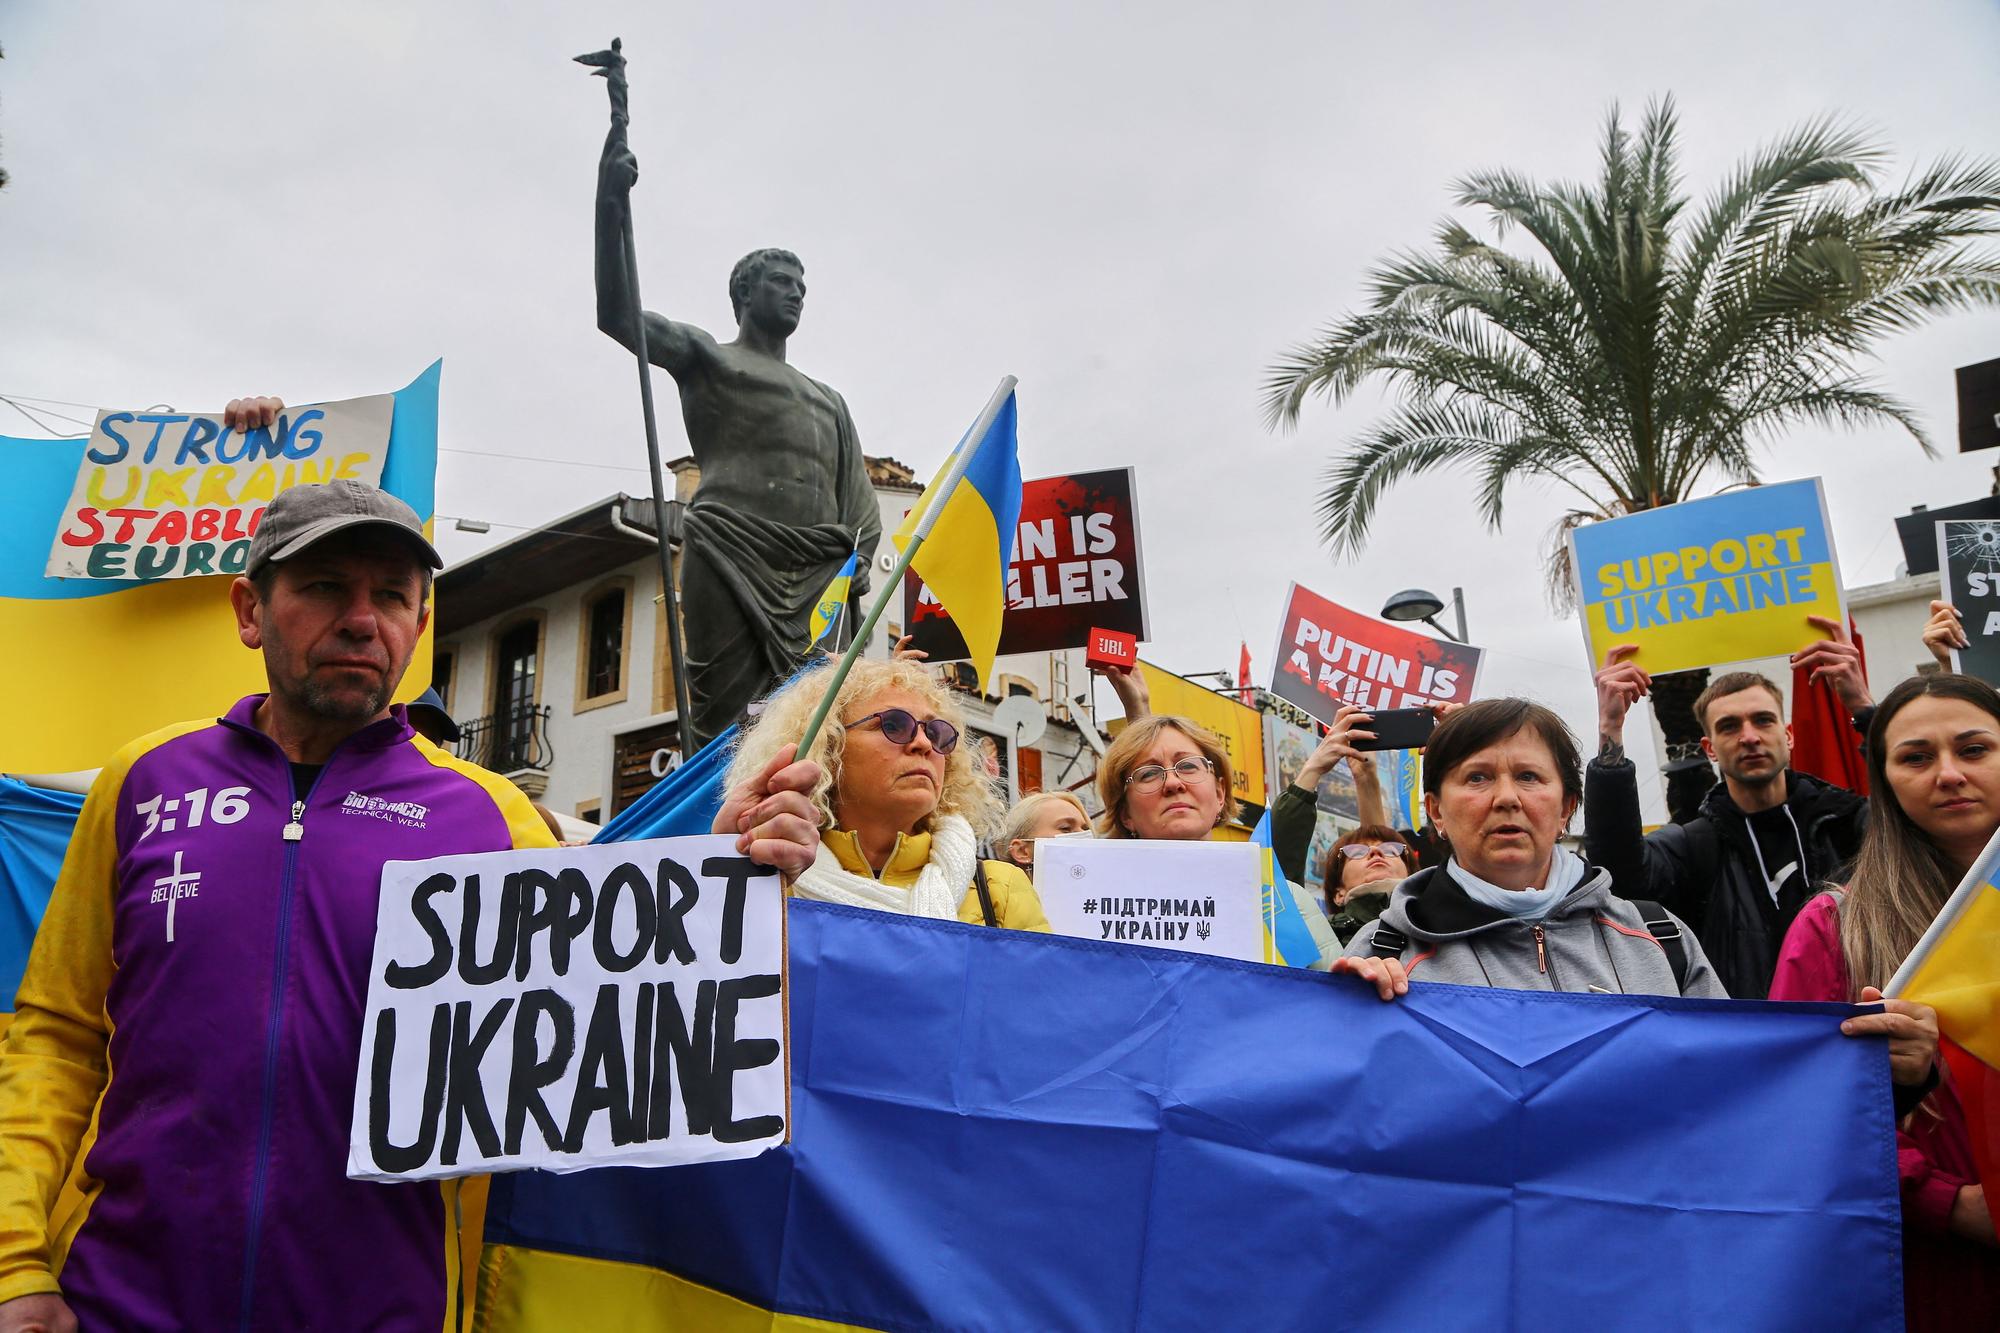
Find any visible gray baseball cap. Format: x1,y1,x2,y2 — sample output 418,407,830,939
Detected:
245,479,443,576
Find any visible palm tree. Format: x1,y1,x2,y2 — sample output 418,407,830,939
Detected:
1263,97,2000,817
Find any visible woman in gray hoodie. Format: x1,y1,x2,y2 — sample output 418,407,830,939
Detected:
1335,698,1729,998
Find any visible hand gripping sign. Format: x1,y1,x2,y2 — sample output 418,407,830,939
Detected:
1568,478,1846,675
46,394,393,580
1268,583,1484,727
348,835,787,1182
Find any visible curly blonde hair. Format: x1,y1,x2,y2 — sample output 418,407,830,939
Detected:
725,658,1004,839
1095,715,1238,838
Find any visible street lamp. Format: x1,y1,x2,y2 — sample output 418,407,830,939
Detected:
1381,586,1468,643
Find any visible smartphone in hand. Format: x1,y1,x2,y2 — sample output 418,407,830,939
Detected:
1351,706,1436,752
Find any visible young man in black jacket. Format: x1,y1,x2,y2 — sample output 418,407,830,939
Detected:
1583,628,1870,998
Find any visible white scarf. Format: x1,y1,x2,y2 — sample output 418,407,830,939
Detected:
791,813,978,921
1446,847,1589,923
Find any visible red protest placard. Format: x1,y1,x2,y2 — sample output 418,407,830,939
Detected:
1267,583,1484,727
902,468,1148,661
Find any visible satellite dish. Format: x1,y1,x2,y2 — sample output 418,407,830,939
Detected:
992,694,1048,749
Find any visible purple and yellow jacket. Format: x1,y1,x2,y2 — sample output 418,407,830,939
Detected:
0,695,553,1331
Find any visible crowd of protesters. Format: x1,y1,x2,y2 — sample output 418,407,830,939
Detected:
0,472,1994,1330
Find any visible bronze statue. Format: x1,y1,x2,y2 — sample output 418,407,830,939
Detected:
583,41,881,752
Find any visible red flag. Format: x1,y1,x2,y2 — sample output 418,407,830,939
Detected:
1943,1039,1999,1238
1789,619,1869,795
1238,642,1253,707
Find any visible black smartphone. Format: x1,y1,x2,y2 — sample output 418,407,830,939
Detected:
1351,706,1436,752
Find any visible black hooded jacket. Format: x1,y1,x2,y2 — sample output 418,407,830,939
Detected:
1583,758,1867,999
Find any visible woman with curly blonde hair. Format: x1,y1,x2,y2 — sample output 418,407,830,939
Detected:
727,658,1050,930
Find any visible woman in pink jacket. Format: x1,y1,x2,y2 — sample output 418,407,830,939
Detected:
1772,672,2000,1332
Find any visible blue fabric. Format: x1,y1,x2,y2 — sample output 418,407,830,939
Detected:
0,777,85,1003
590,725,734,845
486,902,1904,1332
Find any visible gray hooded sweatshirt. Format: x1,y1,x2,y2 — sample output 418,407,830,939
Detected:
1344,862,1728,999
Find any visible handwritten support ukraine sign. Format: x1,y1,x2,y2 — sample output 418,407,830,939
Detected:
1569,479,1845,675
45,395,391,580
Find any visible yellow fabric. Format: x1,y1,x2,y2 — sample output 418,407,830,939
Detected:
819,829,1052,932
893,479,1007,689
0,719,205,1303
474,1243,879,1333
1900,879,2000,1069
0,528,436,774
410,736,560,853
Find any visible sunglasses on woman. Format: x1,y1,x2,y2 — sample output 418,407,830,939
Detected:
851,707,960,755
1336,842,1409,860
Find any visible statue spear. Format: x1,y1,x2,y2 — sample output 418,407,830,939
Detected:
577,37,697,744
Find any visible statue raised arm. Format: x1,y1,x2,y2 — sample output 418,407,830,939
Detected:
580,40,881,751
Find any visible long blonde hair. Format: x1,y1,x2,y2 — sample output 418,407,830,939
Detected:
1840,673,2000,996
1095,715,1238,838
725,659,1004,839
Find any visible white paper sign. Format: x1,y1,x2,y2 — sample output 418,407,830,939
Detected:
46,393,393,579
1034,839,1264,962
347,835,787,1182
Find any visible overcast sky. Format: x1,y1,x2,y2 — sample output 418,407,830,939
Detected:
5,1,1999,813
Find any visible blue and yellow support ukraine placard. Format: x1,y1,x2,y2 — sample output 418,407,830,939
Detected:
0,363,442,773
1568,477,1844,675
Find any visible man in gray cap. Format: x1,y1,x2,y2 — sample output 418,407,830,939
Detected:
0,399,826,1332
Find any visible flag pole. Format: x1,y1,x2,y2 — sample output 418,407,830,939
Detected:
790,375,1017,761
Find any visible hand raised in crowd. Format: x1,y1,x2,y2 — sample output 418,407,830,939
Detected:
1296,703,1376,792
1593,644,1650,748
711,742,823,879
0,1292,78,1333
1842,987,1940,1088
1791,615,1872,714
890,634,929,663
1327,954,1409,1001
222,396,284,431
1089,661,1150,722
1921,601,1967,669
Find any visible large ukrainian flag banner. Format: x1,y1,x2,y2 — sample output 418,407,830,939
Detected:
478,903,1902,1332
0,363,443,774
891,388,1022,689
1568,477,1844,676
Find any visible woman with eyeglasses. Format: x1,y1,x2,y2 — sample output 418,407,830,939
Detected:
726,659,1052,930
1096,716,1341,967
1320,824,1416,945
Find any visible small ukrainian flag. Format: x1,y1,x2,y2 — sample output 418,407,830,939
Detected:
808,551,860,650
891,388,1022,688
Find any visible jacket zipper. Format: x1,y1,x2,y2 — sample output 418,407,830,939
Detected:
1530,923,1563,989
239,773,319,1332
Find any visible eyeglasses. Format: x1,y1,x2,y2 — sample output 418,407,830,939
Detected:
1336,842,1409,860
1125,756,1216,791
851,707,960,755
